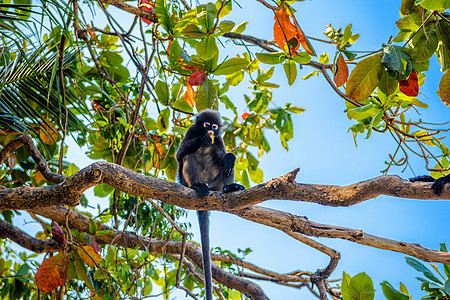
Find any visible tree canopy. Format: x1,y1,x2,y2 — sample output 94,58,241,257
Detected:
0,0,449,299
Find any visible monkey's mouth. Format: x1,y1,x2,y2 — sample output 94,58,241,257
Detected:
207,130,215,144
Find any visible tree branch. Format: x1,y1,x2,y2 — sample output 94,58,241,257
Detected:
30,206,269,300
1,160,448,211
0,219,63,253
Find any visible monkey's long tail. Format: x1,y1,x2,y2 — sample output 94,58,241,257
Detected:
197,210,213,300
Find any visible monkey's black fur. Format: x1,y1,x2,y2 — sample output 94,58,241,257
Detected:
410,173,450,196
176,109,245,300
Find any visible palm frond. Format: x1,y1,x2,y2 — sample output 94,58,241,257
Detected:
0,41,89,135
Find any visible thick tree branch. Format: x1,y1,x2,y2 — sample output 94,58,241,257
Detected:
98,0,157,23
1,161,448,211
0,219,63,253
30,206,269,300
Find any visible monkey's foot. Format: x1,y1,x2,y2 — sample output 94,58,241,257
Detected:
410,174,449,196
223,183,245,193
191,183,210,197
432,174,450,196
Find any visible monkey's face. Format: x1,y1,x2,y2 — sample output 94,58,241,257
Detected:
202,122,219,140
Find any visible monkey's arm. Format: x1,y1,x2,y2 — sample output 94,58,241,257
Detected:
175,135,212,163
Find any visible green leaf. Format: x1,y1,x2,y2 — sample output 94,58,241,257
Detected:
283,59,297,85
347,103,381,121
379,69,399,96
155,80,169,106
93,184,114,198
348,272,375,300
172,99,194,113
286,105,305,114
255,52,286,65
405,257,443,284
319,52,329,64
219,95,237,113
157,108,171,134
381,44,412,80
73,254,94,290
195,79,218,111
396,13,421,32
173,8,198,33
168,40,181,65
216,20,235,36
410,25,439,62
196,3,217,31
215,0,232,17
346,54,383,101
256,66,275,83
248,167,263,184
182,24,205,38
196,35,218,60
89,220,97,235
292,52,311,64
232,21,248,34
214,58,248,75
380,281,409,300
415,0,450,10
155,0,172,33
341,272,352,300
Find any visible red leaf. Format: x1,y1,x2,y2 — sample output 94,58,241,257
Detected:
76,246,101,267
188,71,206,86
399,69,419,97
139,0,155,25
182,65,203,71
52,221,67,246
334,53,349,87
93,240,100,254
35,253,66,293
185,81,195,107
242,112,251,120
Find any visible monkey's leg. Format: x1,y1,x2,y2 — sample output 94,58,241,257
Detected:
410,174,450,196
197,210,213,300
222,168,245,193
183,155,209,196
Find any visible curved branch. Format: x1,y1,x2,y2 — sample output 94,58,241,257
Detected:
1,161,449,211
1,134,66,183
30,206,269,300
0,219,63,253
232,206,450,264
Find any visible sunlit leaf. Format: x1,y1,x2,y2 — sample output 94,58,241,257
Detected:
346,54,383,101
283,59,297,85
379,69,399,96
399,69,419,97
214,58,248,75
35,253,66,292
196,35,218,60
184,82,195,108
435,70,450,106
76,246,101,268
415,0,450,10
334,53,348,87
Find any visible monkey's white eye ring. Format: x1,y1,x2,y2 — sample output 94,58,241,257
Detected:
212,124,218,130
203,122,210,127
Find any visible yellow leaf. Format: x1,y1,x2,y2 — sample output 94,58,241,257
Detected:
76,246,101,267
437,70,450,107
346,54,383,101
39,120,59,145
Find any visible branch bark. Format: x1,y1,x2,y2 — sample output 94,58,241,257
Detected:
1,161,448,211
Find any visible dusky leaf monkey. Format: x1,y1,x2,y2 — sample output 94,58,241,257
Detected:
176,109,245,299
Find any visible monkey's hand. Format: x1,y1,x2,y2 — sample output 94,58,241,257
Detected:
199,134,213,147
191,183,210,197
222,153,236,177
432,174,450,196
223,183,245,193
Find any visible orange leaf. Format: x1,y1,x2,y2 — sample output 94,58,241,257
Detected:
399,70,419,97
35,171,45,184
334,53,349,87
185,81,195,108
273,7,315,56
438,70,450,107
273,8,299,52
76,246,101,267
39,120,59,146
242,112,250,120
35,253,66,293
155,142,164,157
